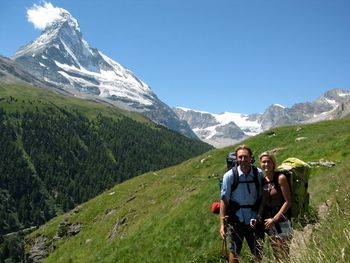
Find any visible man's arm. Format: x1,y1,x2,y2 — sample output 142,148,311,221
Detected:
219,199,228,239
220,170,231,239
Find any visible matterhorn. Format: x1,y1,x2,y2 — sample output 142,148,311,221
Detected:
13,6,196,138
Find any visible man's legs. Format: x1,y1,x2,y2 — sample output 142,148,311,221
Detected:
245,225,264,261
229,252,239,263
227,223,244,263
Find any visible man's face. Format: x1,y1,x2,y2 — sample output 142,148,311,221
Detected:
237,149,252,171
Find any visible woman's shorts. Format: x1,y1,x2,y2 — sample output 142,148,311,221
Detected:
267,220,293,239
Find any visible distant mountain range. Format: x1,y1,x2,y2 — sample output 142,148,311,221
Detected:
174,88,350,148
1,5,349,148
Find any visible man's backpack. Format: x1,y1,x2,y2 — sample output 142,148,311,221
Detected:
211,152,260,214
275,157,310,219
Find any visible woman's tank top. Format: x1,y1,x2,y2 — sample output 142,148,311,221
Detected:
262,173,285,218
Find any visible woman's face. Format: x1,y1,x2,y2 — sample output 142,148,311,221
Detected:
260,156,274,173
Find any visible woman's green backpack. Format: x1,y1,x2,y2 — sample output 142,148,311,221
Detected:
275,158,311,220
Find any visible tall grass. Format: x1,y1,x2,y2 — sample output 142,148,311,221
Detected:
291,157,350,263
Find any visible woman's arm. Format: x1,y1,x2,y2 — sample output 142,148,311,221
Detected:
274,173,292,221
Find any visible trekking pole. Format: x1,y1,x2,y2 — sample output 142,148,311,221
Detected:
220,236,229,262
220,216,229,262
253,230,257,259
250,218,258,261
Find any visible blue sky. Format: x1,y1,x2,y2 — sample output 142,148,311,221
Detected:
1,0,349,114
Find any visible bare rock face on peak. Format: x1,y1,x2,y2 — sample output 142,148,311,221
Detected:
12,8,197,139
0,55,48,87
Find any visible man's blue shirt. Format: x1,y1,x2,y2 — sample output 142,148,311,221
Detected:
221,166,263,224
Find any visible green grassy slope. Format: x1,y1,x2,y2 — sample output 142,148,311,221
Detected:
25,118,350,262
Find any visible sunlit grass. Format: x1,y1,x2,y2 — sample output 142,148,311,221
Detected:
291,157,350,263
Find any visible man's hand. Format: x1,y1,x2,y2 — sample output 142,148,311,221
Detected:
220,216,229,239
219,200,228,239
220,222,226,239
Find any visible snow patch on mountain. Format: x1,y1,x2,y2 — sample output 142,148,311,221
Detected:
177,106,210,114
213,112,261,135
273,104,286,109
339,92,350,97
324,98,337,105
53,56,153,105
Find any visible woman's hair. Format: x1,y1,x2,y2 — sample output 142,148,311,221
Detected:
259,151,277,170
235,144,253,156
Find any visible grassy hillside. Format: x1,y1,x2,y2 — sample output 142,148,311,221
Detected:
25,118,350,262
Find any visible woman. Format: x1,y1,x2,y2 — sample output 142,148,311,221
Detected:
256,151,293,262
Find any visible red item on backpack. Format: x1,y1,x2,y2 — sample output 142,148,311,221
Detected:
211,202,220,214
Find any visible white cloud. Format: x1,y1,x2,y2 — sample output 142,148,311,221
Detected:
27,2,64,30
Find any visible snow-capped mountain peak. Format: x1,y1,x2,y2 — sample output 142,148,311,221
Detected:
13,3,197,139
26,2,80,31
15,4,80,58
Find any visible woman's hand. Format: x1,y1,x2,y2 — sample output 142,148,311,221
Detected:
264,218,275,229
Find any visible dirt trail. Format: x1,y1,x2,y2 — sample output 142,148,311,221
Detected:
288,201,330,262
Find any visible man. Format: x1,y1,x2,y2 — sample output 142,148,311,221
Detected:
219,145,264,262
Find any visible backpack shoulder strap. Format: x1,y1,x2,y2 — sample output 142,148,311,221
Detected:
231,165,260,192
231,165,239,192
252,166,260,192
273,172,281,190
